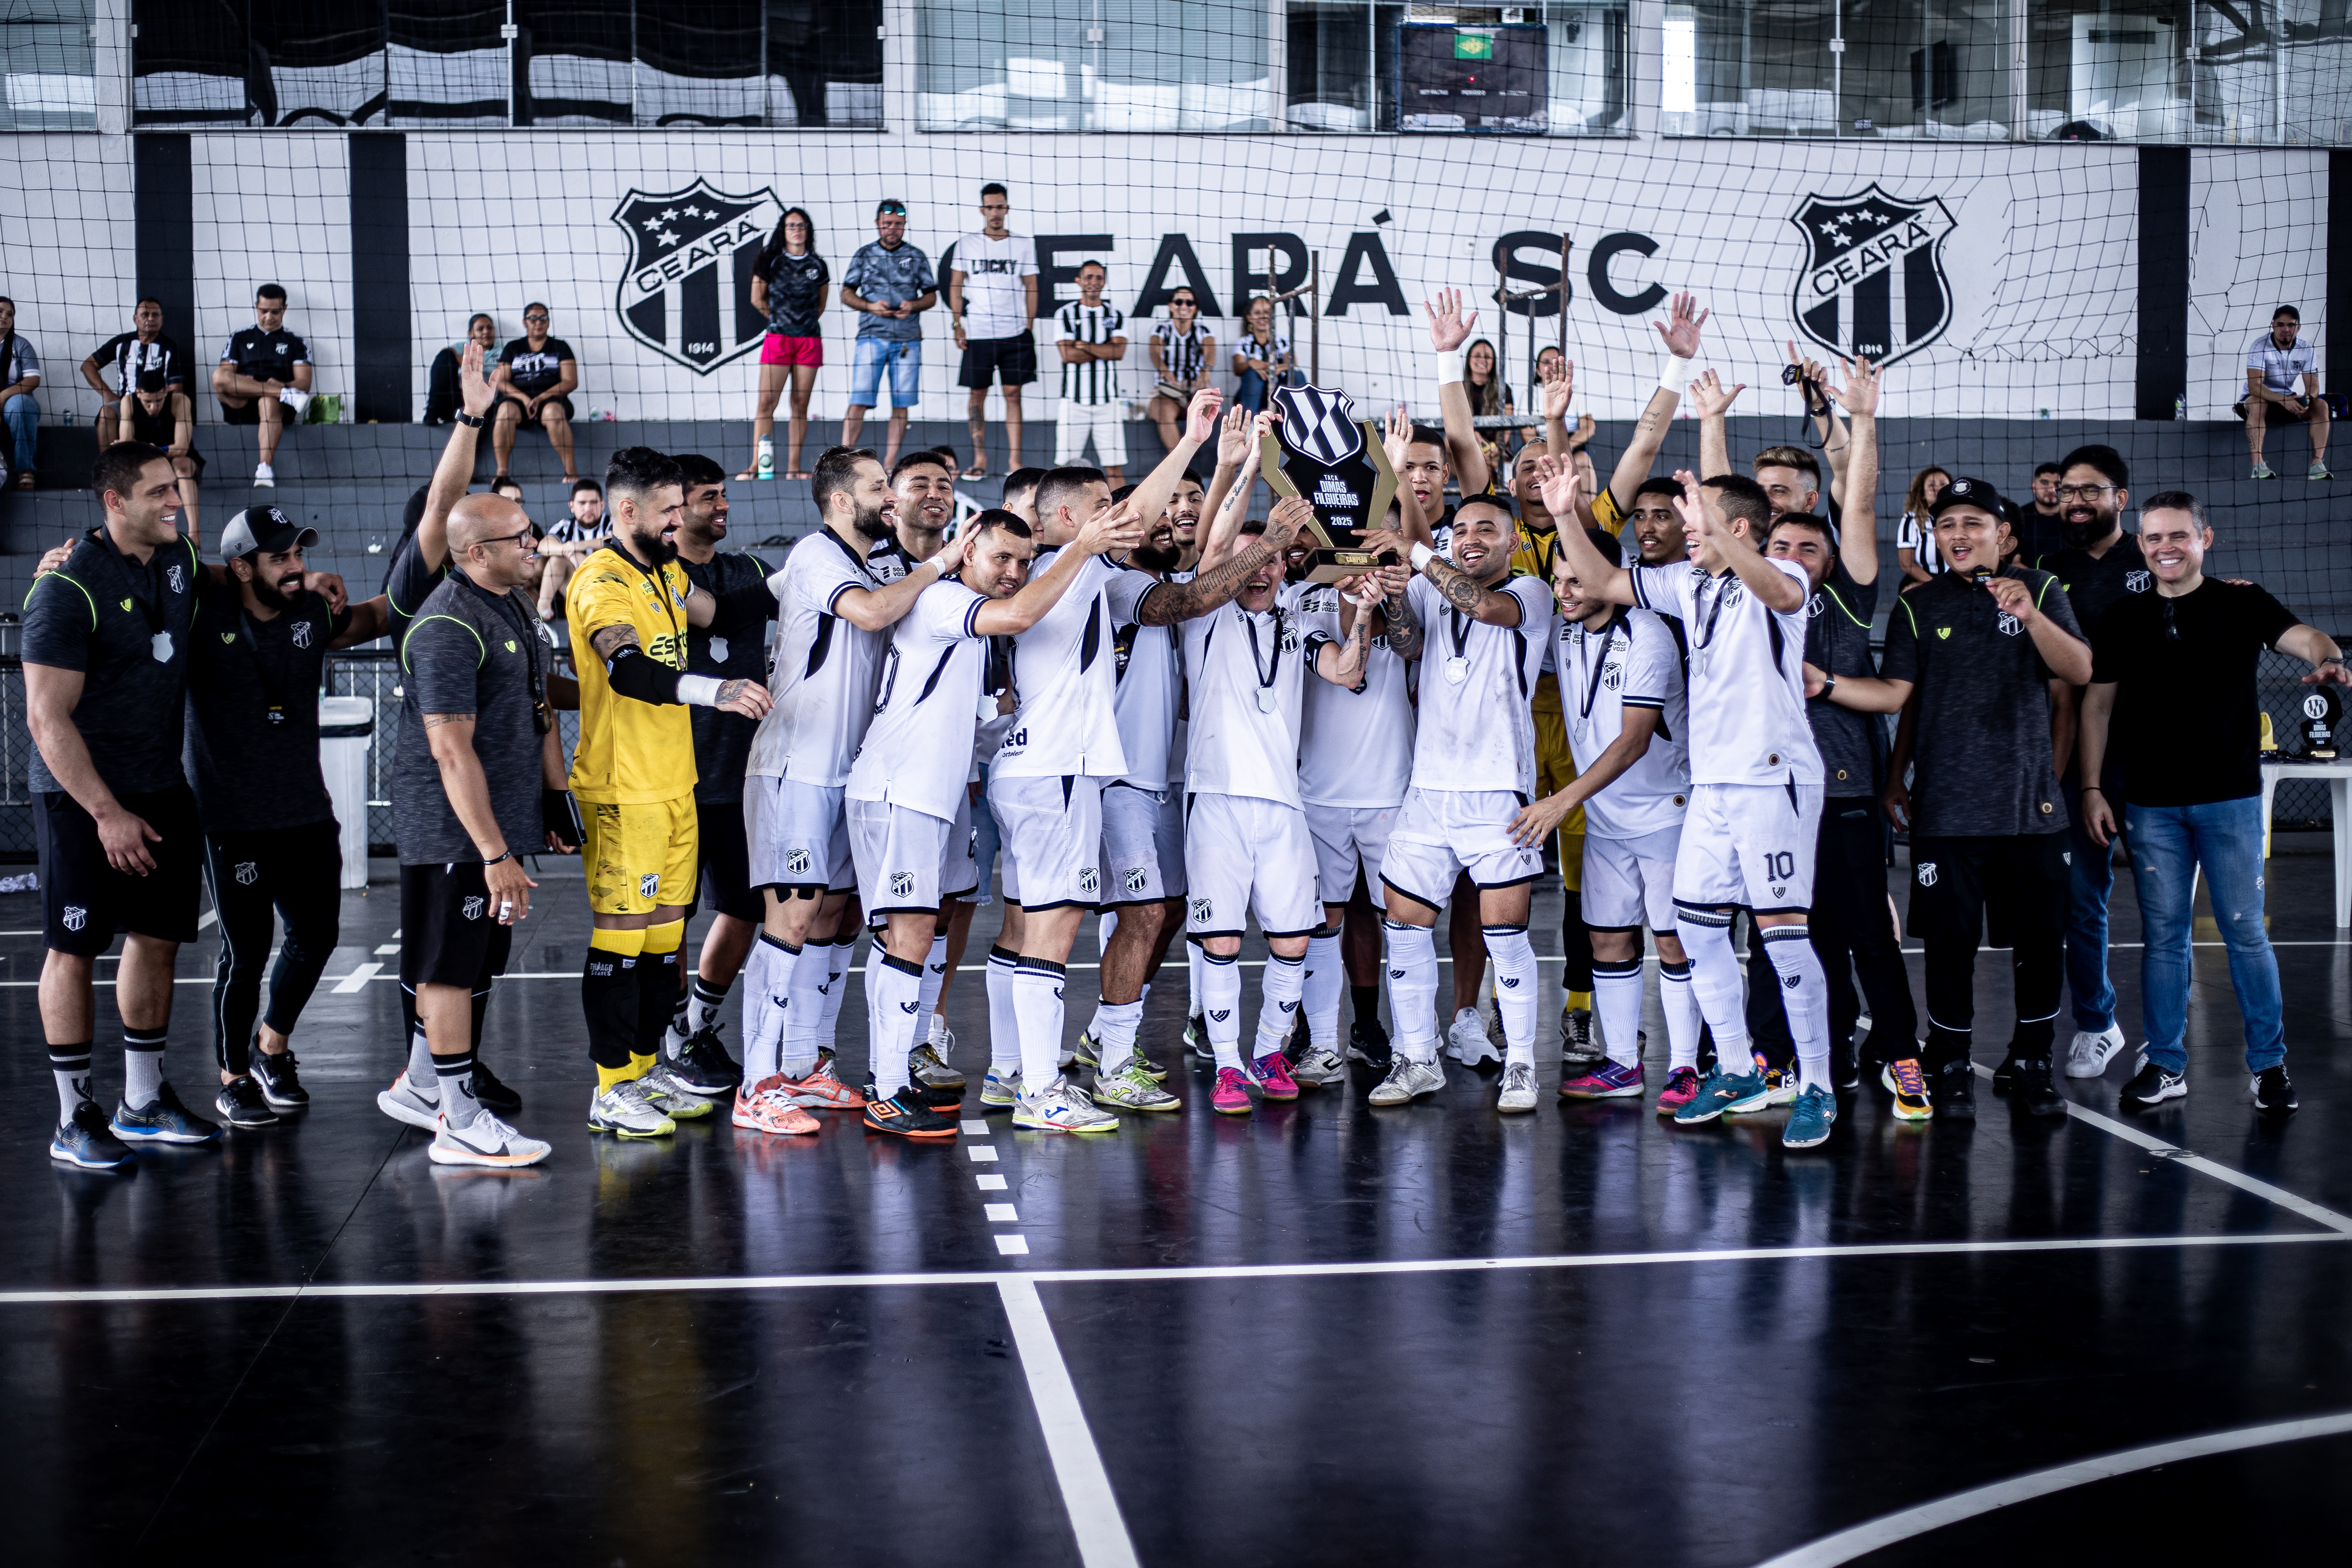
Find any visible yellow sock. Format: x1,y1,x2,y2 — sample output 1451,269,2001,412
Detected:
630,1051,657,1080
642,918,685,957
1568,990,1592,1012
596,1062,635,1092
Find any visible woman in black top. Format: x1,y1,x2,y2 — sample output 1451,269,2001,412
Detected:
746,207,830,481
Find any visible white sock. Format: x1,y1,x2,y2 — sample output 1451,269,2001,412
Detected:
1200,950,1244,1070
1484,924,1540,1066
816,932,856,1052
986,945,1022,1072
1674,908,1753,1069
48,1045,91,1122
1013,958,1069,1089
780,933,836,1076
1383,920,1440,1063
687,971,732,1035
1188,942,1204,1017
746,933,800,1085
1253,951,1307,1059
1762,924,1833,1090
869,953,925,1098
1658,959,1701,1072
1096,999,1143,1074
914,933,950,1035
1098,909,1118,959
1302,930,1343,1051
124,1029,167,1107
1592,957,1645,1070
405,1007,438,1098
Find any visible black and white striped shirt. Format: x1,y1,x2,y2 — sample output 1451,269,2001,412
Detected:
1056,301,1127,406
1151,319,1211,385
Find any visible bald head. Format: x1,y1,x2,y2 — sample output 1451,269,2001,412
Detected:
448,493,534,588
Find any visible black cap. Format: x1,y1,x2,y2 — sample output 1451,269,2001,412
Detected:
1928,476,2007,520
218,506,317,560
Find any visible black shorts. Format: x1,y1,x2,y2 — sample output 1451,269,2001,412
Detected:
398,862,516,991
35,784,202,956
498,394,575,424
695,798,762,922
220,396,298,427
958,334,1037,390
2235,398,2320,423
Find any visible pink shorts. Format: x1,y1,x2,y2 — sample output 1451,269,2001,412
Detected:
761,333,822,367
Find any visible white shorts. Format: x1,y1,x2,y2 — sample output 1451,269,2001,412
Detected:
847,794,978,917
1100,781,1183,905
1184,792,1321,939
1306,803,1397,906
990,771,1107,912
1674,777,1823,916
1379,786,1543,909
1582,826,1682,932
1053,401,1128,468
744,775,854,894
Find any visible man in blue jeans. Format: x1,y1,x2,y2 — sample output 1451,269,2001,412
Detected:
2078,490,2348,1116
840,198,937,469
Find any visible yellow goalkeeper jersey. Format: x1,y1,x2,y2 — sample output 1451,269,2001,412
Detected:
565,541,698,804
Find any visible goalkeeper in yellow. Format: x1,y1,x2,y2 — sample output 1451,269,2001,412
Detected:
566,447,773,1138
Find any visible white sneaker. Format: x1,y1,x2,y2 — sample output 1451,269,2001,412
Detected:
634,1058,718,1117
1368,1055,1447,1106
429,1110,551,1168
1291,1045,1346,1087
278,385,312,417
376,1070,439,1131
913,1018,964,1088
1496,1062,1540,1113
587,1079,676,1138
252,461,275,487
1445,1007,1499,1066
2065,1024,2127,1079
1013,1074,1120,1134
980,1066,1021,1107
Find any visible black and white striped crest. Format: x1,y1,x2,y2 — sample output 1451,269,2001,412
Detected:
1273,384,1365,466
1788,185,1956,368
611,179,783,375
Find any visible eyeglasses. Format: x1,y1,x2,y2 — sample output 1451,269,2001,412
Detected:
2057,483,2114,501
482,527,536,552
523,313,549,323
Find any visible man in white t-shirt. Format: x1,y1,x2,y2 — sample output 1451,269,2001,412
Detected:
1054,260,1129,484
1550,466,1839,1151
732,445,965,1138
948,182,1039,482
2238,304,2330,480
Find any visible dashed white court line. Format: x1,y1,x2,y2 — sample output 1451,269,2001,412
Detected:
331,962,383,994
985,1204,1019,1222
996,1277,1140,1568
975,1173,1008,1190
965,1144,999,1162
196,909,217,930
1752,1409,2352,1568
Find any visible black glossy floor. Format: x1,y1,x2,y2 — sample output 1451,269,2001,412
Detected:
6,848,2352,1568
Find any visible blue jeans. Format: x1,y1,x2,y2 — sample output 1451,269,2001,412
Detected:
848,337,920,409
3,392,38,474
1235,366,1301,414
2126,795,2283,1075
2065,801,2120,1031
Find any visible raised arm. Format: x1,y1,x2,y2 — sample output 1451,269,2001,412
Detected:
1828,355,1882,583
1426,289,1490,497
1138,494,1309,627
1198,401,1253,539
1693,369,1743,482
973,503,1145,635
1359,524,1526,628
826,532,965,633
1126,387,1222,528
1682,472,1806,614
1379,405,1435,550
416,341,499,573
1312,571,1397,688
1787,344,1853,500
1537,458,1637,607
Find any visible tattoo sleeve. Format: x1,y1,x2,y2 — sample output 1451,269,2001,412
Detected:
1382,586,1425,661
589,624,639,660
1137,536,1283,626
1424,556,1492,617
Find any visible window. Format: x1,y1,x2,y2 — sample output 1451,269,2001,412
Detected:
1664,0,2009,139
917,0,1271,130
2026,0,2350,144
0,0,96,129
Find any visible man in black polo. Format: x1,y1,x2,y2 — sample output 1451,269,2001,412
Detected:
24,444,215,1167
1872,478,2092,1120
186,508,393,1127
211,283,312,488
374,493,578,1168
2030,443,2148,1082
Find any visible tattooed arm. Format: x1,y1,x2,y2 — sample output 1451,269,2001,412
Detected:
1377,568,1426,662
1137,497,1310,626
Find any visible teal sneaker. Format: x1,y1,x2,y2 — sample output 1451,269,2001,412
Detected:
1782,1083,1838,1149
1672,1068,1773,1125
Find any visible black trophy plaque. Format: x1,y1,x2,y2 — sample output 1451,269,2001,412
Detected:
2302,688,2339,759
1260,383,1400,584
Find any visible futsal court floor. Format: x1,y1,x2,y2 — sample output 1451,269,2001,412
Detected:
3,846,2349,1567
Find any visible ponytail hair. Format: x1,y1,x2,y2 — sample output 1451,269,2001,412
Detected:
757,207,819,277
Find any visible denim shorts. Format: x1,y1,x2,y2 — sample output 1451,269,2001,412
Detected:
849,337,921,409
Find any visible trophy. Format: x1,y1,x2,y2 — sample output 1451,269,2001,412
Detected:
2301,688,2339,759
1261,384,1401,584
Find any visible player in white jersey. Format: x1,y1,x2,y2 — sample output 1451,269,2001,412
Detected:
1506,520,1703,1110
1547,465,1839,1150
1353,496,1557,1112
846,503,1140,1138
732,445,965,1137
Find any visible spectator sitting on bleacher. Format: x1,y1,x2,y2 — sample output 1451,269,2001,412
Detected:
2238,304,2331,481
536,477,608,622
82,297,183,448
492,304,579,484
120,370,203,544
0,296,42,489
212,284,312,489
425,314,500,425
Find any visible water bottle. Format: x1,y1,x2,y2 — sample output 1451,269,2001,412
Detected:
2174,395,2186,421
756,436,775,480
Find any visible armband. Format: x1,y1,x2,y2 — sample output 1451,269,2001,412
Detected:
676,673,725,707
604,642,684,705
1435,348,1463,389
1408,542,1435,571
928,547,960,576
1658,350,1689,396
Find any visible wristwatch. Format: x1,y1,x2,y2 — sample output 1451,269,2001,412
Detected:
1820,671,1838,697
455,411,485,428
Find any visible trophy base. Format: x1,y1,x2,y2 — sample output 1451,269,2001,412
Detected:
2311,748,2338,760
1306,546,1396,585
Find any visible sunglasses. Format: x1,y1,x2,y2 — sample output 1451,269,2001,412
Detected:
877,201,906,215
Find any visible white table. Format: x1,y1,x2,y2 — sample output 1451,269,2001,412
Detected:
2259,759,2352,927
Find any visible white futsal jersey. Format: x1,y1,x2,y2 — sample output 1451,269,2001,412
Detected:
1628,559,1820,786
1404,573,1556,796
846,580,992,822
993,549,1146,781
1182,597,1329,808
1555,606,1690,840
747,527,893,787
1108,571,1182,791
1288,581,1413,810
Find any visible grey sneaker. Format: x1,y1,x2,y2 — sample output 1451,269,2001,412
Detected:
1092,1060,1181,1111
2251,461,2276,479
588,1079,676,1138
1014,1074,1120,1133
377,1070,441,1131
2310,461,2332,481
980,1067,1021,1108
1560,1006,1601,1068
913,1019,965,1089
635,1059,718,1118
1290,1045,1346,1087
1368,1055,1447,1106
429,1110,552,1168
1444,1008,1498,1066
2065,1024,2126,1079
1496,1062,1540,1113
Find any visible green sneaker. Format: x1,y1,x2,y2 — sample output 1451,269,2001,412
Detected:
1093,1059,1181,1111
1672,1068,1773,1125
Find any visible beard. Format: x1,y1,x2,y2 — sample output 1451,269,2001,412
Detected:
1131,540,1182,572
253,573,301,612
627,521,678,565
852,500,894,542
2061,508,2116,548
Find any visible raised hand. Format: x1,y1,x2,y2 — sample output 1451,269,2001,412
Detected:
1184,386,1225,445
1572,412,1597,451
1686,368,1745,420
1355,527,1409,568
461,339,496,420
1670,468,1713,543
1655,291,1710,359
1423,288,1476,354
1265,494,1316,548
1540,364,1575,423
1216,401,1254,468
1829,354,1881,419
1533,452,1582,521
1079,499,1147,556
1382,404,1412,472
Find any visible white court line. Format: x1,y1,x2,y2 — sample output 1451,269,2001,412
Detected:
997,1278,1142,1568
197,908,217,930
331,962,383,995
1974,1065,2352,1235
1753,1409,2352,1568
0,1231,2338,1309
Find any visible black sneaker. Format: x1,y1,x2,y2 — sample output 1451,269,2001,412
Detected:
469,1057,522,1113
1183,1013,1207,1055
665,1025,739,1095
2121,1061,2186,1111
213,1075,279,1129
50,1099,134,1170
111,1082,221,1145
2012,1056,2067,1119
1990,1048,2020,1095
1346,1016,1393,1069
1833,1037,1861,1093
864,1078,962,1113
1933,1058,1977,1122
2252,1066,2298,1115
250,1049,309,1110
1560,1006,1602,1069
861,1087,958,1140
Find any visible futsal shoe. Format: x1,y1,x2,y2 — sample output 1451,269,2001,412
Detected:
1655,1065,1703,1115
2250,461,2276,479
112,1083,222,1145
635,1060,718,1118
587,1079,676,1139
429,1111,552,1168
862,1077,961,1113
979,1067,1021,1108
1445,1008,1499,1067
913,1018,965,1089
667,1024,740,1095
2312,462,2334,481
377,1071,441,1131
1932,1059,1977,1122
1210,1066,1255,1115
2121,1061,2186,1111
2253,1066,2299,1114
1496,1062,1541,1113
1249,1050,1300,1102
862,1089,959,1141
1346,1015,1393,1069
1093,1060,1181,1112
1559,1006,1601,1068
732,1076,819,1136
1013,1075,1120,1134
1782,1084,1838,1150
1756,1055,1799,1107
213,1075,278,1129
1881,1059,1933,1122
2012,1057,2067,1119
1672,1068,1772,1125
50,1100,134,1170
1184,1013,1208,1054
469,1057,522,1113
1367,1056,1447,1106
777,1051,867,1110
1076,1029,1168,1082
1560,1059,1645,1100
1290,1044,1346,1087
250,1049,309,1110
2065,1025,2126,1079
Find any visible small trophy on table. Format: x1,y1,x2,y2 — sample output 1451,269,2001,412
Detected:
1261,384,1400,584
2301,689,2339,760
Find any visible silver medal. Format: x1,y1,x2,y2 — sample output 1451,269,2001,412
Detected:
1256,687,1277,714
150,630,173,663
1443,656,1469,685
